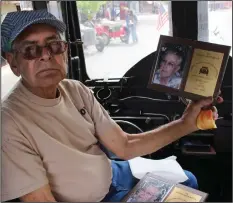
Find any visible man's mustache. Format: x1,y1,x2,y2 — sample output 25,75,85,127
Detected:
36,59,65,73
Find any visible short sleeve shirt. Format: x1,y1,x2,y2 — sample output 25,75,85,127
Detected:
1,79,117,202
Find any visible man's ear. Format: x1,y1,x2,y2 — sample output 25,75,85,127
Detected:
5,52,21,77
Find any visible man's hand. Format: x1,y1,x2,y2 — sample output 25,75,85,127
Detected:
181,96,223,132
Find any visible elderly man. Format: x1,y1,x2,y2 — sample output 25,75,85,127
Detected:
1,10,221,202
153,49,183,89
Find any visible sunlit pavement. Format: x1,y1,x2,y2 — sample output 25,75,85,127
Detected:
1,9,232,99
84,14,163,79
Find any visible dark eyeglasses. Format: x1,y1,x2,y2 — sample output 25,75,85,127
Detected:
13,40,68,60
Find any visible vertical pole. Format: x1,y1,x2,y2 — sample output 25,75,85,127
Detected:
197,1,209,42
168,2,173,36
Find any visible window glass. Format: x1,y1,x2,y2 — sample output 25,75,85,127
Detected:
1,1,17,22
76,1,172,79
47,1,66,40
1,1,33,100
198,1,232,55
47,1,63,22
19,1,33,11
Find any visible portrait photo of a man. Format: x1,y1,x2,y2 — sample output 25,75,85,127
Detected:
126,179,173,202
152,44,189,89
127,184,162,202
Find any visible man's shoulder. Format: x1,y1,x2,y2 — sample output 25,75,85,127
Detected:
1,81,22,113
1,108,19,136
60,78,81,87
169,74,182,88
172,73,182,82
59,79,94,105
60,79,92,95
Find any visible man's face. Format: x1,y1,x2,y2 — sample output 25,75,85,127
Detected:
159,52,181,79
6,24,67,89
136,186,159,201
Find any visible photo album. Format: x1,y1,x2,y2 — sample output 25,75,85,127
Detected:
147,35,231,101
122,173,208,202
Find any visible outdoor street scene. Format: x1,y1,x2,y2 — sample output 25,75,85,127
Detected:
83,13,171,79
1,1,232,99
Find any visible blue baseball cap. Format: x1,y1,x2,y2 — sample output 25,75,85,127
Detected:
1,9,66,53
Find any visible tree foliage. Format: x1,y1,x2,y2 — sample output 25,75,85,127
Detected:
76,1,106,19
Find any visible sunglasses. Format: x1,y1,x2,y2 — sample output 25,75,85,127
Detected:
13,40,68,60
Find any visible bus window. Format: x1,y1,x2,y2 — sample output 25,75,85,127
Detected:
19,1,33,11
76,1,172,79
1,1,33,100
198,1,232,55
47,1,66,41
47,1,64,23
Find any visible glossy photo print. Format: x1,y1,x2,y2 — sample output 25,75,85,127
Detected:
125,176,174,202
151,43,191,90
123,173,209,202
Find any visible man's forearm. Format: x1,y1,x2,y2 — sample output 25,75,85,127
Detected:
124,119,195,160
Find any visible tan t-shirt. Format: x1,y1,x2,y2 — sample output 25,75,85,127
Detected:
1,79,118,202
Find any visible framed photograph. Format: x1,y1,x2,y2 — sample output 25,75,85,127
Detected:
122,173,174,202
148,35,231,101
122,173,209,202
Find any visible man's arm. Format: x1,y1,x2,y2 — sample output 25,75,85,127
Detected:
97,97,218,160
2,112,53,202
98,117,191,160
20,184,56,202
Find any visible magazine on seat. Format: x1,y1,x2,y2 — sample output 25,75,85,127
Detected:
147,35,231,101
122,172,208,202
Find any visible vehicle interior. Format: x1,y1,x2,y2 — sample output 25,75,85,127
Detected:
1,1,232,202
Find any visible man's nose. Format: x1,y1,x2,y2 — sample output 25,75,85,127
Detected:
40,47,51,61
161,63,168,70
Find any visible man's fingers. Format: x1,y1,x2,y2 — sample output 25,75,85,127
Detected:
186,96,223,113
216,96,224,103
211,106,218,113
213,112,219,120
195,97,213,109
